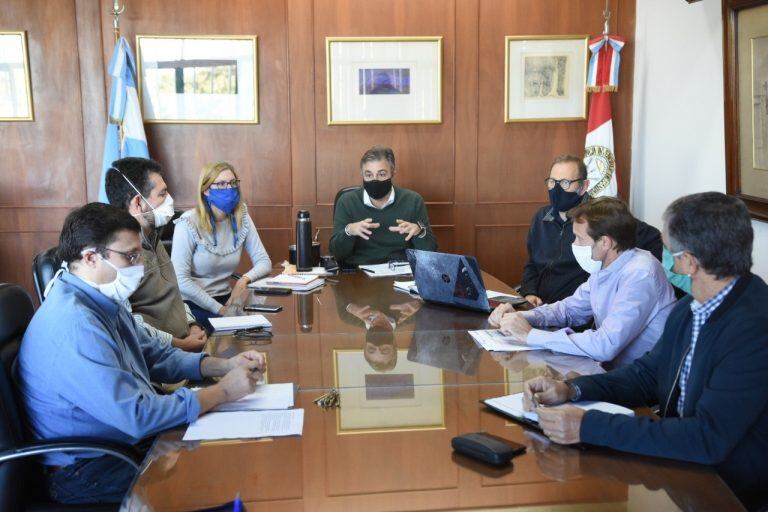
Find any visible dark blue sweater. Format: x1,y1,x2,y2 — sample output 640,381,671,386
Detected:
572,273,768,511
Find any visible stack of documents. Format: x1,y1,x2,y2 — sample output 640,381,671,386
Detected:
393,280,418,294
183,410,304,441
213,383,294,412
209,314,272,332
359,263,412,277
184,382,303,441
484,392,634,425
250,274,325,292
469,329,536,352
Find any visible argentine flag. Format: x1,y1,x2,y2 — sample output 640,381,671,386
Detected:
98,37,149,202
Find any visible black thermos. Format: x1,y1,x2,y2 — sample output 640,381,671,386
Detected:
296,210,313,271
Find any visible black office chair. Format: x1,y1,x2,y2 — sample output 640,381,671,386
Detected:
333,185,361,218
0,283,142,511
31,247,59,304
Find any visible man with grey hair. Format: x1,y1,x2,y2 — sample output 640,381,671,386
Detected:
517,192,768,511
330,145,437,265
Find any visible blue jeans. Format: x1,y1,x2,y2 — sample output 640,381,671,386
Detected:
185,294,230,333
45,453,139,505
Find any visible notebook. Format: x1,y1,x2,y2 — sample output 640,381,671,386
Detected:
483,392,634,431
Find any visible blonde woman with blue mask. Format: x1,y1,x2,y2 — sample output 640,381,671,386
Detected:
171,162,272,331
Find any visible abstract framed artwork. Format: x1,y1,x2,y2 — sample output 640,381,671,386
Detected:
504,35,588,122
0,31,34,121
136,35,258,124
326,36,442,125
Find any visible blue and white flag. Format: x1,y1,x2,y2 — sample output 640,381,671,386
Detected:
98,37,149,202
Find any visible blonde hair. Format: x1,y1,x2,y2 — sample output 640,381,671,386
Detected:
194,161,245,234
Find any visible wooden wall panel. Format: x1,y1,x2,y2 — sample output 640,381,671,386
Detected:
312,0,457,205
0,0,637,306
0,0,87,207
97,0,293,210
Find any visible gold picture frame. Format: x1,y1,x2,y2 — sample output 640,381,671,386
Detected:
333,348,445,435
724,1,768,220
504,35,588,123
0,31,34,121
136,35,258,124
325,36,443,125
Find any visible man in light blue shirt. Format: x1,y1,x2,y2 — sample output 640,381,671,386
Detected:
18,203,266,505
489,197,675,368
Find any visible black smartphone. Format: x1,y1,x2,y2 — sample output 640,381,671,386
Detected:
244,304,283,313
250,287,292,296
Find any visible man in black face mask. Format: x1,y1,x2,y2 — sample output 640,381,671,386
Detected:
330,145,437,265
518,154,662,306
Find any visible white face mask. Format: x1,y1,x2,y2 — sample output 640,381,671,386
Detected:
98,255,145,303
572,243,603,274
147,193,174,228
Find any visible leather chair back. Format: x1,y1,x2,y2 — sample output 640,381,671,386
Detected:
32,247,59,304
0,283,35,511
333,186,361,218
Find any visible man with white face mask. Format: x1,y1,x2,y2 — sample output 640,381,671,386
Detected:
489,197,675,368
18,203,266,504
106,157,207,352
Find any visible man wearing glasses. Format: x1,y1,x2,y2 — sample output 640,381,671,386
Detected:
518,154,662,307
330,145,437,266
18,203,266,504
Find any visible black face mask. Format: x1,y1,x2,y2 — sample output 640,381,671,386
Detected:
363,178,392,200
548,185,584,213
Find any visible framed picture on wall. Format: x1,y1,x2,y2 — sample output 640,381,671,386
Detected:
136,35,258,124
333,349,444,434
504,35,588,122
0,31,34,121
325,36,442,125
724,0,768,220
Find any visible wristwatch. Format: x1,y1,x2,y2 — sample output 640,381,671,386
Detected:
566,381,582,402
417,221,427,238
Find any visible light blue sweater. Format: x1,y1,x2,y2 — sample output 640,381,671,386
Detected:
171,208,272,313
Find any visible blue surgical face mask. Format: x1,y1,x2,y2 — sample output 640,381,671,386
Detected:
662,246,692,295
206,188,240,215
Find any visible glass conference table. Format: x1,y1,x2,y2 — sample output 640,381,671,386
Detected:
122,272,743,512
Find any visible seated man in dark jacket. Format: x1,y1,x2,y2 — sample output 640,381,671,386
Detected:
522,192,768,511
519,154,662,306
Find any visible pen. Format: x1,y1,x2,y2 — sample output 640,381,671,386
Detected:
233,492,243,512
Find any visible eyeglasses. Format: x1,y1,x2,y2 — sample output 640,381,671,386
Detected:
210,179,241,190
100,247,143,265
544,177,584,191
388,260,411,271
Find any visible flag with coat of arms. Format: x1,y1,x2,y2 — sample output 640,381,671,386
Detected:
98,37,149,202
584,35,625,198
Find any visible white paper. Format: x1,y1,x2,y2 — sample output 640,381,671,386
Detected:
469,329,537,352
208,315,271,332
249,276,325,292
183,409,304,441
266,274,318,285
393,280,418,294
213,383,294,412
359,263,412,277
485,392,634,424
486,290,528,305
290,267,335,276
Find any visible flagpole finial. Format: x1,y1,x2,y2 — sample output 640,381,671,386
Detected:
111,0,125,43
603,0,611,37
